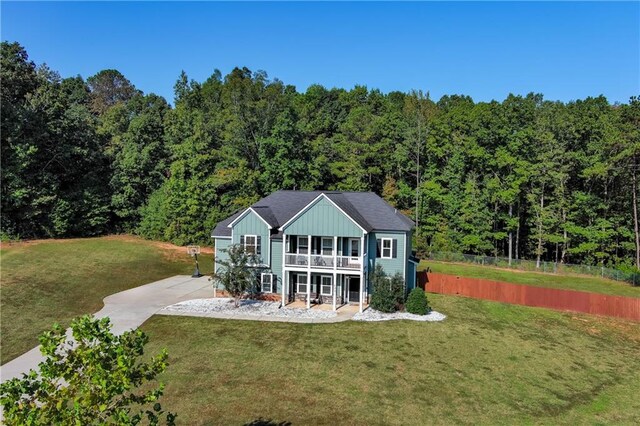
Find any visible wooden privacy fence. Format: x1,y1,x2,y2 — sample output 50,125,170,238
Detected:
417,272,640,321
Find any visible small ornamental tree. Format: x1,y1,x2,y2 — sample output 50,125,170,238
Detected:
406,287,431,315
370,264,406,313
211,243,259,307
0,315,176,425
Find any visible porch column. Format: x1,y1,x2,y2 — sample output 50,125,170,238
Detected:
307,234,311,309
359,272,364,313
332,272,337,311
281,233,287,308
360,233,366,313
282,271,286,308
307,270,311,309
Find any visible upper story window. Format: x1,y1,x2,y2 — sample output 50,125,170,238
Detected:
298,236,308,254
322,238,333,256
241,235,261,255
376,237,396,259
382,238,392,259
349,238,360,257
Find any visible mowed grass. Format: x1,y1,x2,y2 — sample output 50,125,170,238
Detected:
143,294,640,425
0,236,213,363
422,260,640,298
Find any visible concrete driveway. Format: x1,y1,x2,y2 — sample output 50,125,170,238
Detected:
0,275,212,383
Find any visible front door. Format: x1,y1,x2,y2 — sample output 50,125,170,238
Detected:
347,276,360,303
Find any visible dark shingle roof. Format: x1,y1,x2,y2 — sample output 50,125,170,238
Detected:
211,190,414,237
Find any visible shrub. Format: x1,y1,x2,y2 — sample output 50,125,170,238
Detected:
211,244,259,307
370,265,405,313
405,287,431,315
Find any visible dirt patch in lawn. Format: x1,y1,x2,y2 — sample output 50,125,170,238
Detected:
1,235,215,254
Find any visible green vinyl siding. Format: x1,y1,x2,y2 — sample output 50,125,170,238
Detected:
232,210,270,266
407,261,416,289
368,231,406,280
283,196,363,238
270,239,283,293
214,238,231,288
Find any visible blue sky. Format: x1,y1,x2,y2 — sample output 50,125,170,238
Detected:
2,1,638,104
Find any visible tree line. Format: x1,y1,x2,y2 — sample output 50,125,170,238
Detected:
2,41,639,271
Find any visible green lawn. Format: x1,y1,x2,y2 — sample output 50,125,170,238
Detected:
0,236,213,363
142,295,640,425
421,260,640,298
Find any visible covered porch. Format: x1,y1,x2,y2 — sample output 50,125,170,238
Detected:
281,271,369,313
283,301,366,313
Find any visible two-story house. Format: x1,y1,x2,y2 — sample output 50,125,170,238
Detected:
211,191,419,312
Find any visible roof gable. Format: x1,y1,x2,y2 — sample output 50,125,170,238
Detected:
227,207,273,229
212,190,413,238
279,193,368,234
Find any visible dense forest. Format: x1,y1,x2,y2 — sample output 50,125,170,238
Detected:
2,42,639,271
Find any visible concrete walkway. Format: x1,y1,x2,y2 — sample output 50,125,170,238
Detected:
0,275,212,383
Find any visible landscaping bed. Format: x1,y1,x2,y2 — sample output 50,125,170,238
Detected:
161,298,338,320
353,308,446,322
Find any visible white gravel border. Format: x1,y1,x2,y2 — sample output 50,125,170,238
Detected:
161,298,338,319
353,308,446,322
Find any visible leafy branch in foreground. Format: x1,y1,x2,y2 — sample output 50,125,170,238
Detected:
0,315,176,425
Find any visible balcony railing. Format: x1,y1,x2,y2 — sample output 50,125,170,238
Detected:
285,254,362,270
336,256,362,269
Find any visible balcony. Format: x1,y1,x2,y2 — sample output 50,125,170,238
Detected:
285,254,363,270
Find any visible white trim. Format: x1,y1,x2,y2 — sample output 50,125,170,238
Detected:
321,237,333,256
282,234,286,306
243,234,258,254
348,238,360,257
332,271,337,311
320,275,332,296
297,235,309,255
261,273,274,293
381,238,393,259
296,273,309,294
278,193,367,234
212,235,232,239
227,207,273,229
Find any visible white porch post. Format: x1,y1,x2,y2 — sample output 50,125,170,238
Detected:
332,272,337,311
307,233,312,309
306,270,311,309
359,272,364,313
360,233,365,312
282,272,286,307
333,235,338,311
282,234,287,307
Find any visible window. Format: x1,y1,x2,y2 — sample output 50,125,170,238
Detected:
382,238,392,259
322,238,333,256
241,235,260,255
261,273,274,293
298,236,308,254
296,274,308,293
321,276,332,296
349,239,360,257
